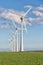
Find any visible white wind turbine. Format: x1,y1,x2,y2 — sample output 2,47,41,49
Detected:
0,22,18,52
20,7,32,51
13,23,21,52
9,22,21,52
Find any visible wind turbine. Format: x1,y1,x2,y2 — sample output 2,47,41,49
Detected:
20,7,32,52
13,23,21,52
9,22,21,52
0,22,19,52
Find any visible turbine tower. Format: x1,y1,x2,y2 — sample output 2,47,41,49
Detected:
15,28,19,52
20,7,32,52
20,17,24,51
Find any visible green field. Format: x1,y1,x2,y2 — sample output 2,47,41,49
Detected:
0,51,43,65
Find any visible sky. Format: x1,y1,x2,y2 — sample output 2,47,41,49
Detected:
0,0,43,51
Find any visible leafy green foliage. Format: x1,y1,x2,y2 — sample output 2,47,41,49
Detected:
0,51,43,65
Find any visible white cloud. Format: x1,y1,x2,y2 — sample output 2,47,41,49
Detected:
36,6,43,11
0,23,8,29
0,9,24,23
27,5,43,25
24,5,32,9
0,5,43,26
39,22,43,24
32,10,43,17
0,7,31,26
0,8,21,23
28,17,43,23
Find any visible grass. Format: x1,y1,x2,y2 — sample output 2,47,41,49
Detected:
0,51,43,65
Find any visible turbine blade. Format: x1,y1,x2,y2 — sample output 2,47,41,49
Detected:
23,8,31,17
24,24,27,32
12,22,17,28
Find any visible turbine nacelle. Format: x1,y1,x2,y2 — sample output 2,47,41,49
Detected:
20,17,23,21
16,27,21,31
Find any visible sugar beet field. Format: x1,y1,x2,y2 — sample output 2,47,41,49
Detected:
0,51,43,65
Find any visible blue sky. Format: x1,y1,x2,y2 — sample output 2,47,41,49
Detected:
0,0,43,51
